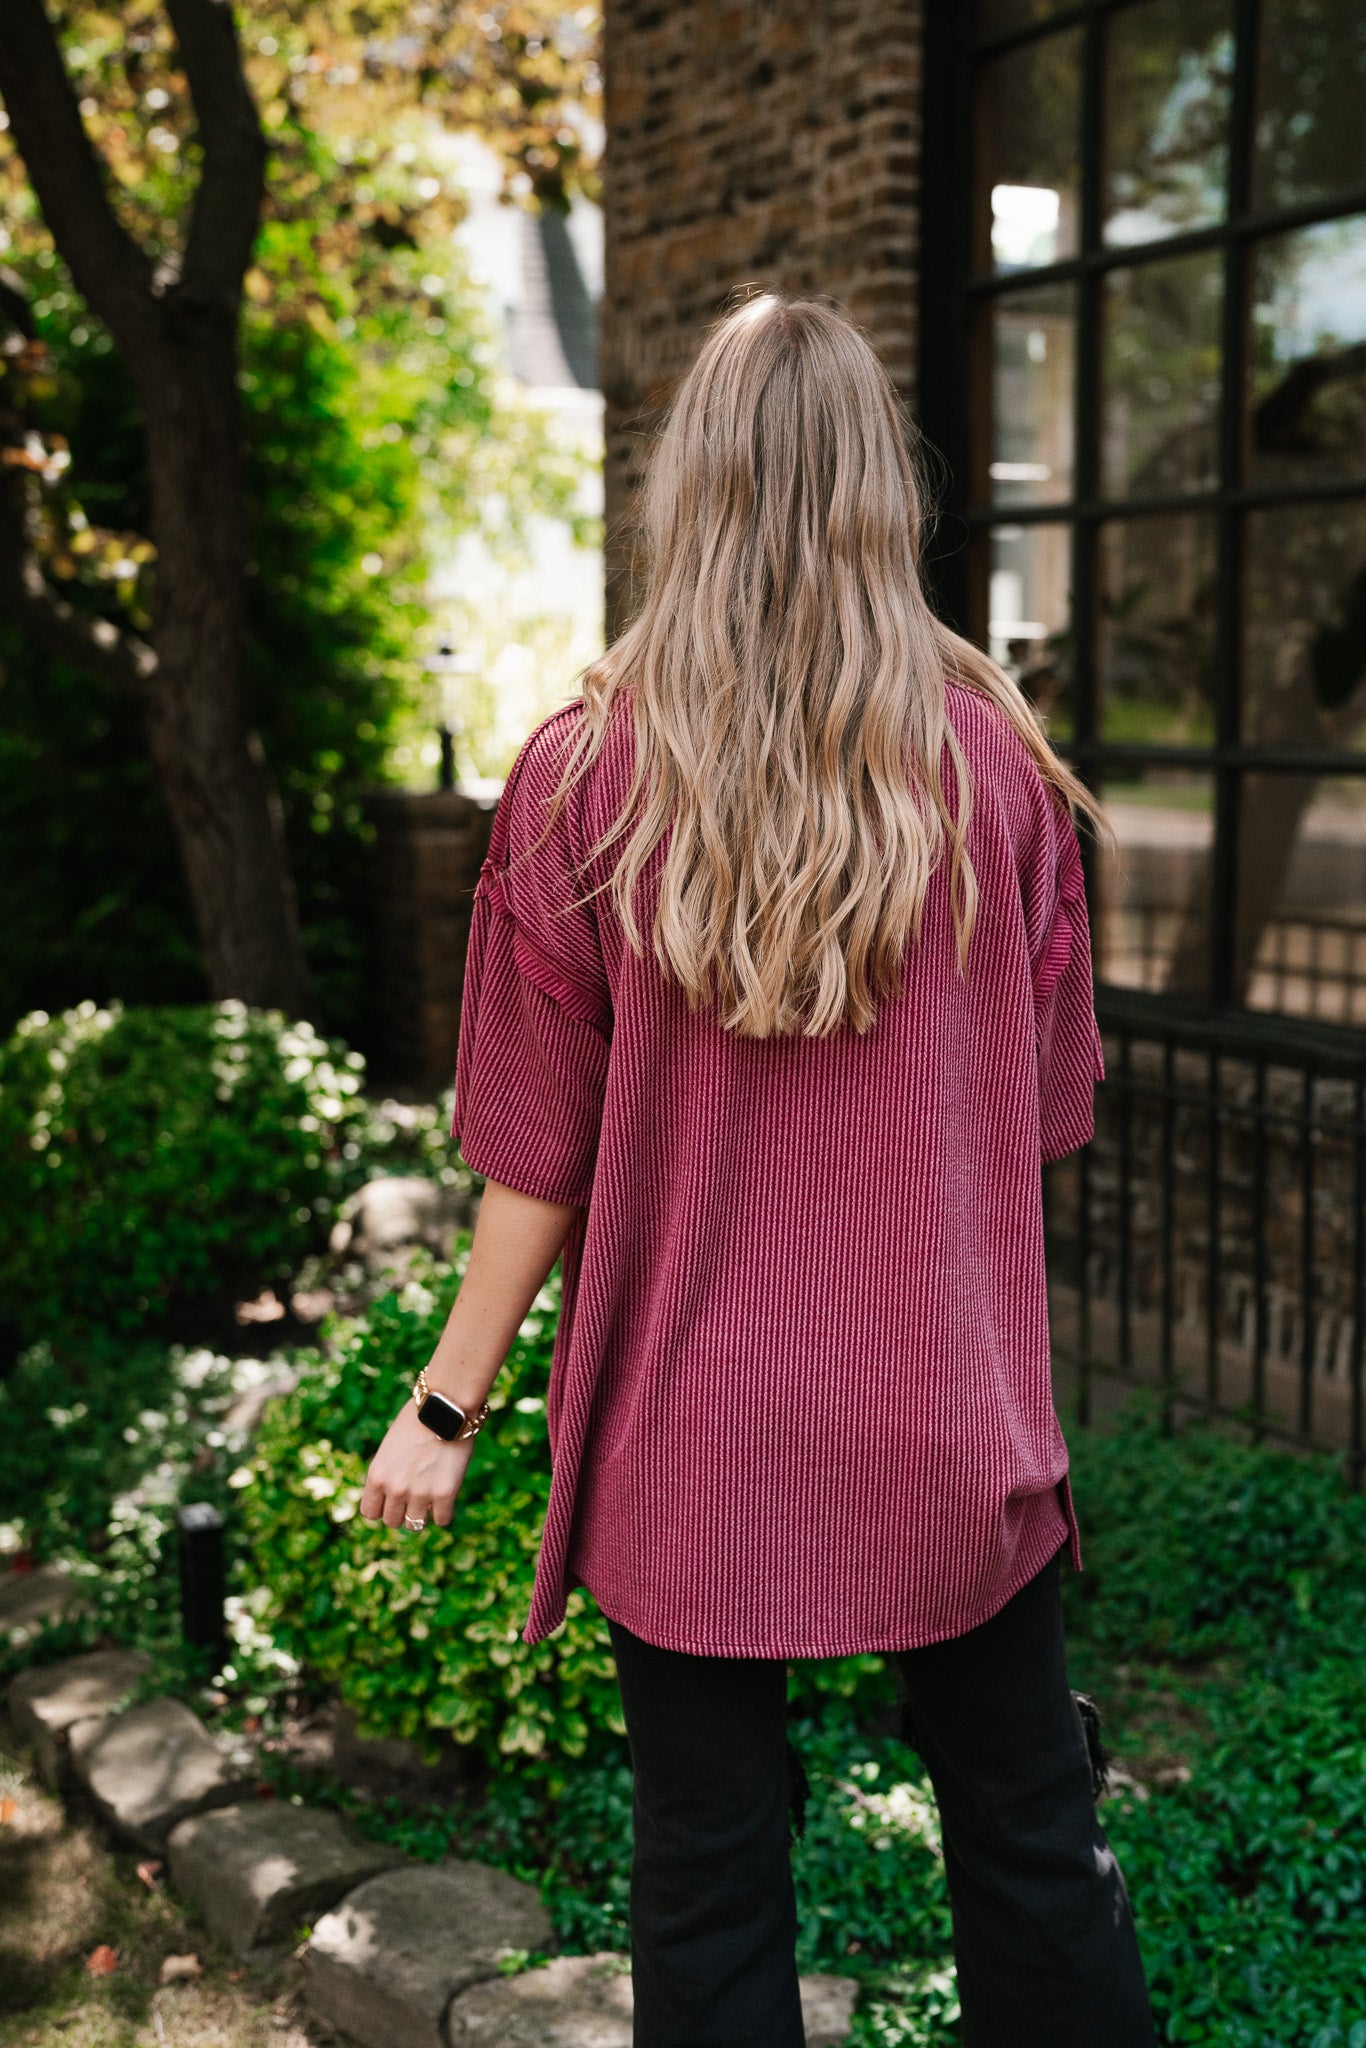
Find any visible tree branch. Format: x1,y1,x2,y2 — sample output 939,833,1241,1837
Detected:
165,0,267,314
0,0,158,359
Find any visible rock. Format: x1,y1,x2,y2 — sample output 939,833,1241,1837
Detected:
67,1696,256,1850
7,1649,154,1788
799,1973,861,2046
304,1861,553,2048
329,1176,472,1272
445,1959,858,2047
446,1955,633,2045
159,1954,202,1985
0,1562,85,1640
167,1800,406,1962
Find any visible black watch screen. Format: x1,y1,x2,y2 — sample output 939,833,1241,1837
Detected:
416,1390,467,1441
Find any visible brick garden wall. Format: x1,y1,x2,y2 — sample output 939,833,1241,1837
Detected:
366,790,496,1088
600,0,926,635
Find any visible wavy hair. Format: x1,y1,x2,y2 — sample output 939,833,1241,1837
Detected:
565,293,1104,1039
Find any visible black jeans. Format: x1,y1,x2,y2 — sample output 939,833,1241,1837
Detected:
607,1552,1157,2048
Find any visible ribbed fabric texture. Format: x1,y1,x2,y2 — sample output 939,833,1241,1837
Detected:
453,682,1105,1657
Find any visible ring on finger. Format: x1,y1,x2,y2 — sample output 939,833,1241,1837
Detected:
402,1513,427,1533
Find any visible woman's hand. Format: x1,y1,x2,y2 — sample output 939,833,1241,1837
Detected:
355,1178,581,1537
360,1403,475,1532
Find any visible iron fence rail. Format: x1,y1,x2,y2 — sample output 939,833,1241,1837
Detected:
1044,988,1366,1478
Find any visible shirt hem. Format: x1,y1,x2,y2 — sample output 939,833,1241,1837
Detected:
526,1490,1075,1660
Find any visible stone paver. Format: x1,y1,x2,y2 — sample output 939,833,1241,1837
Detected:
7,1649,153,1787
67,1696,256,1850
798,1973,861,2046
167,1799,406,1961
304,1861,553,2048
446,1957,858,2047
445,1954,632,2045
0,1563,86,1640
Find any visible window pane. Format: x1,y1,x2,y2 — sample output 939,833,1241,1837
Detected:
1103,0,1234,247
1099,514,1218,742
1240,774,1366,1022
977,524,1075,737
1243,503,1366,751
976,31,1082,274
1247,215,1366,488
976,0,1072,33
983,285,1077,506
1254,0,1366,212
1102,251,1223,496
1096,770,1217,997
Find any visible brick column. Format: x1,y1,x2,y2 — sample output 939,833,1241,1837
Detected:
366,790,497,1090
601,0,925,637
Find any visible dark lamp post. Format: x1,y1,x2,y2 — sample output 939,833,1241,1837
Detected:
176,1501,228,1674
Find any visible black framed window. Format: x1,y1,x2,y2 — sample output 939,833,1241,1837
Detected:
920,0,1366,1026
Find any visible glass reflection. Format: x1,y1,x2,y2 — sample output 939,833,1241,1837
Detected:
1095,770,1215,997
1099,515,1218,743
977,31,1082,273
1254,0,1366,212
1102,251,1223,496
979,524,1074,737
1248,215,1366,487
988,285,1076,506
1240,774,1366,1022
1239,774,1366,1020
1243,503,1366,753
1104,0,1234,247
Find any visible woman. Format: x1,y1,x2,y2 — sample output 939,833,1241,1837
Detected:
360,295,1156,2047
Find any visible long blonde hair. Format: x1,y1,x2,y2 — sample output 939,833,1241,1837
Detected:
567,293,1103,1039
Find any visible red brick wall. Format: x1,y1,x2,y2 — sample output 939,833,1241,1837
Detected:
366,790,496,1088
600,0,926,634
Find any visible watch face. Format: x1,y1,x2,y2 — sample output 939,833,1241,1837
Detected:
417,1392,466,1442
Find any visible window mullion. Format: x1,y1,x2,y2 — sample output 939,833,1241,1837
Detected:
1209,0,1262,1008
1070,10,1107,768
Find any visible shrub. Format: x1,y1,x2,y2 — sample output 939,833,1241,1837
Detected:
0,1334,301,1696
1061,1415,1366,2047
1064,1405,1366,1664
0,999,366,1342
239,1262,625,1773
352,1089,466,1188
1101,1654,1366,2048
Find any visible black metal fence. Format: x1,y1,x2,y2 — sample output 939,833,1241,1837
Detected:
1044,988,1366,1480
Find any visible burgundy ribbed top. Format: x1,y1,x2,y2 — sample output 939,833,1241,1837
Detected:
453,684,1104,1656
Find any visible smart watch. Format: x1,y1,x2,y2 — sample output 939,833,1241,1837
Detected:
411,1369,490,1443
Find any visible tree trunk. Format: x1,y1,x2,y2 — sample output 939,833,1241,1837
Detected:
137,324,312,1018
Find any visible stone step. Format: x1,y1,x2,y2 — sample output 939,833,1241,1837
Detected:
447,1954,859,2047
0,1561,86,1642
799,1974,862,2047
167,1799,406,1963
304,1861,554,2048
7,1648,154,1788
446,1954,631,2044
68,1695,257,1850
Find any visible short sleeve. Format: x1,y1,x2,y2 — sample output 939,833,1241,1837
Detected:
452,712,611,1206
1029,799,1105,1163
